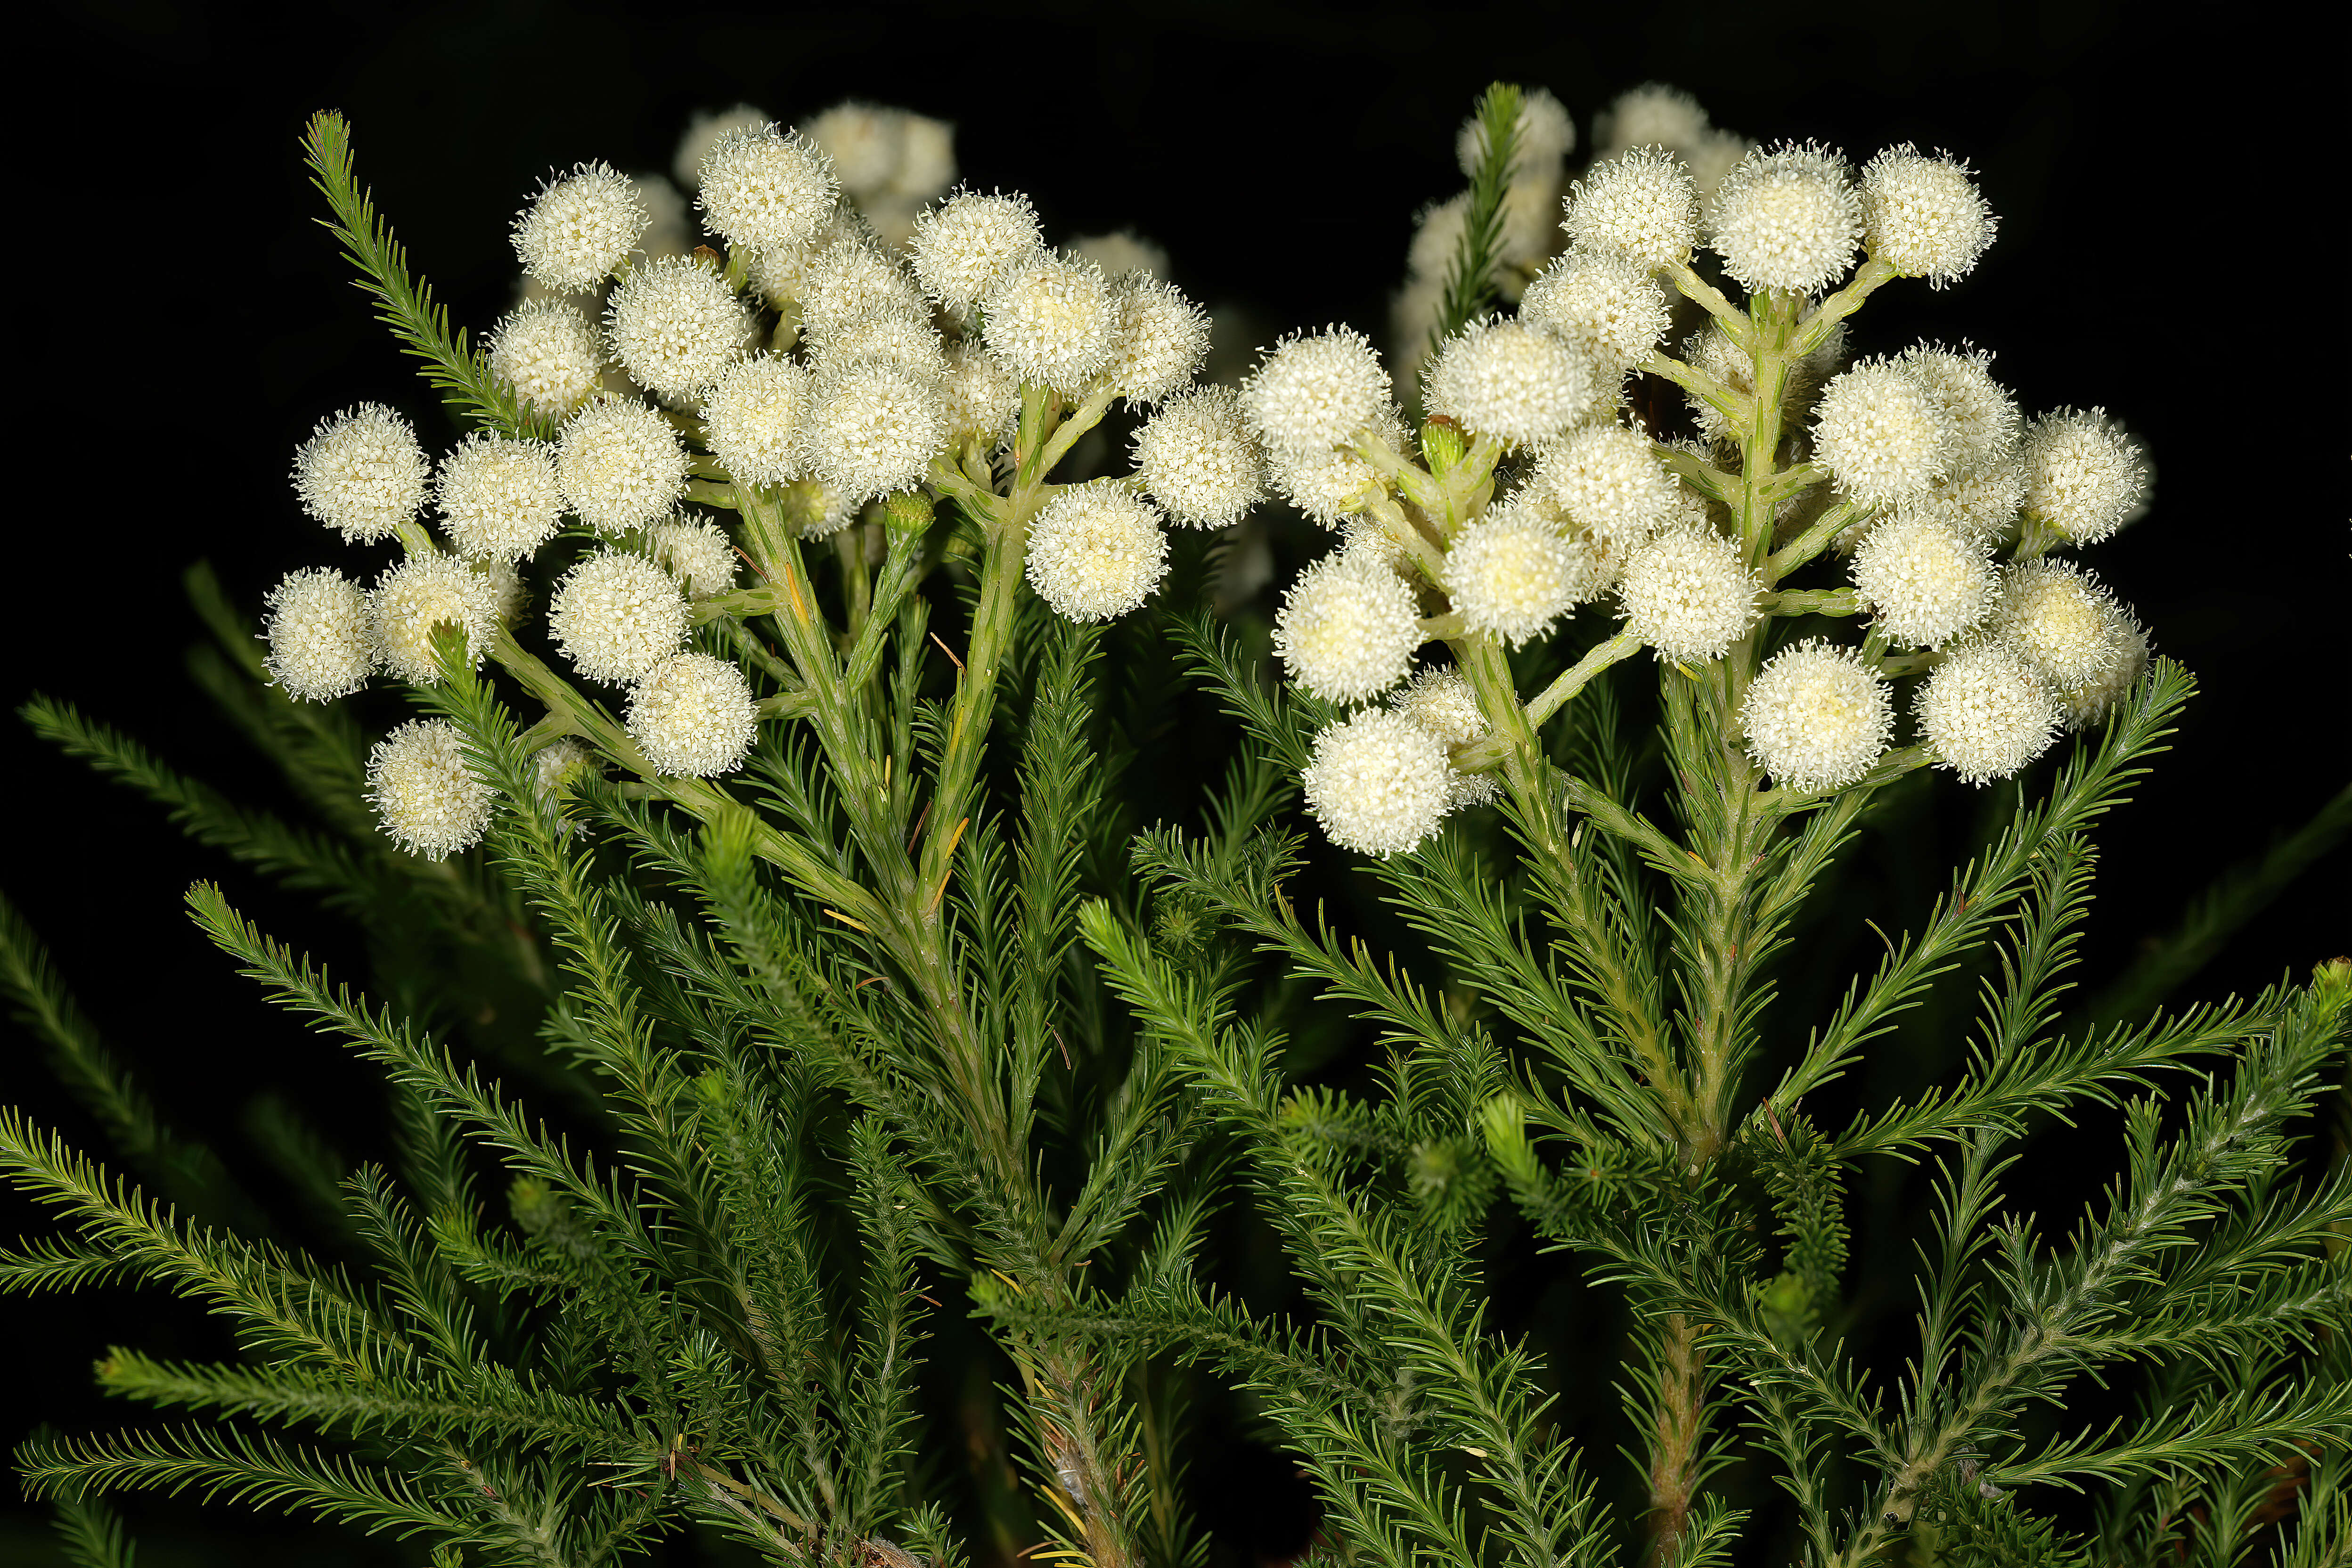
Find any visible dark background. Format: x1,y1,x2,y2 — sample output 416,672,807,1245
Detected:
5,0,2345,1561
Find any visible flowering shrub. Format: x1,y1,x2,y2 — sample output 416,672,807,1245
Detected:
4,85,2345,1568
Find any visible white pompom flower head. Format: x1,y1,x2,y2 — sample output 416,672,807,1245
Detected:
513,161,648,294
1300,709,1452,858
1273,551,1422,702
1099,276,1210,407
980,251,1120,394
1519,249,1673,372
1739,640,1893,792
556,397,692,535
368,719,496,861
369,553,500,686
263,568,375,703
2021,408,2148,546
696,123,838,259
604,254,757,402
799,356,950,505
910,189,1044,314
1860,145,1996,288
1024,482,1170,623
547,549,690,685
702,354,812,489
1707,141,1861,297
1616,526,1762,664
1812,357,1956,509
487,302,607,417
1850,510,2000,650
1916,640,2060,786
1133,386,1266,529
1422,318,1593,449
435,433,564,564
628,652,759,777
1561,147,1699,271
1992,561,2137,692
293,403,428,545
1241,327,1394,462
1447,499,1596,649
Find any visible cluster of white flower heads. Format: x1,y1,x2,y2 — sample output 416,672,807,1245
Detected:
696,125,837,257
1423,319,1592,447
1562,147,1699,270
1850,512,1999,648
557,399,690,534
2021,408,2147,545
294,404,428,544
800,356,949,502
1133,387,1266,528
487,302,606,416
702,355,811,488
436,435,564,562
1916,641,2058,785
514,162,647,293
370,553,498,685
981,253,1119,392
628,652,758,776
1274,552,1421,702
1860,146,1995,287
604,256,755,401
910,190,1042,313
1242,329,1393,460
548,550,688,683
1740,641,1892,791
368,720,496,859
1708,143,1860,296
1301,709,1451,858
1448,501,1592,647
1024,483,1169,622
1812,357,1956,507
1617,527,1760,662
264,568,375,702
1519,249,1672,370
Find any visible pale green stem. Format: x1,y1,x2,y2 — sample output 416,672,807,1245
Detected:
1653,441,1740,507
1666,259,1750,343
1644,353,1748,441
1527,630,1644,729
1765,588,1863,618
1793,258,1898,357
1765,500,1865,581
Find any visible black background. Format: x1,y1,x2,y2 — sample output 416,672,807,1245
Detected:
5,0,2345,1561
